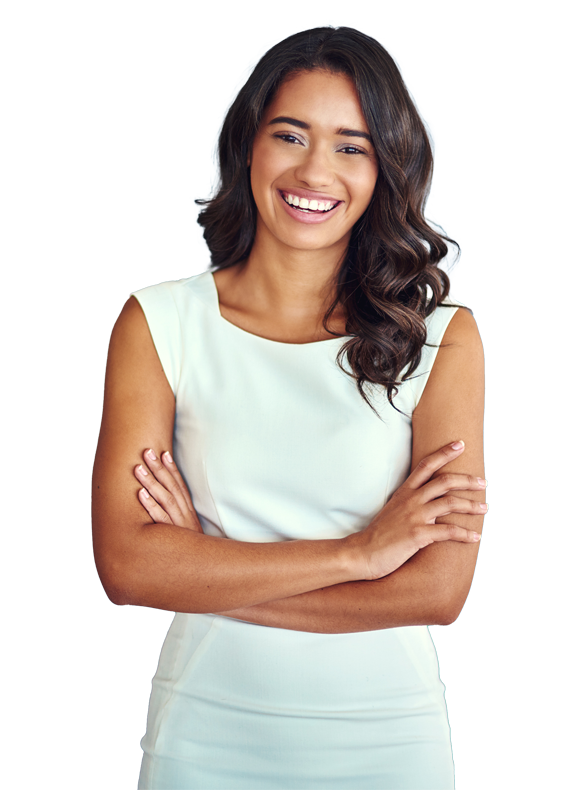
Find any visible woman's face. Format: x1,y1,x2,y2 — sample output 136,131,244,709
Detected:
250,69,379,257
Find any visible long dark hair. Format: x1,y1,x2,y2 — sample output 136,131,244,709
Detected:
196,26,458,410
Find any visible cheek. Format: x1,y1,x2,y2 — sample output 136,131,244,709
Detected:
250,152,277,207
250,140,285,183
350,169,378,213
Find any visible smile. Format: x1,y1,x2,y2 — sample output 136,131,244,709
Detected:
281,191,340,213
278,190,344,225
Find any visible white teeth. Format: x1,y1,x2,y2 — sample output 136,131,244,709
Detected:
283,193,337,212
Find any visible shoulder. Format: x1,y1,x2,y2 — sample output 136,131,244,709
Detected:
110,272,200,364
107,296,173,405
423,304,483,378
434,306,484,375
125,270,215,393
110,295,152,359
415,306,484,420
131,270,214,315
437,306,483,355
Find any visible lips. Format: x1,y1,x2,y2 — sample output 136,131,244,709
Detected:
277,189,342,224
281,191,339,213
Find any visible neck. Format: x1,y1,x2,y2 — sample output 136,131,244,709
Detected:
239,229,349,322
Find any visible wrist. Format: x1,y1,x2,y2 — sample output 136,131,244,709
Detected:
338,532,368,582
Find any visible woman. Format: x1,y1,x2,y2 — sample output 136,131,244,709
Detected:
92,26,485,789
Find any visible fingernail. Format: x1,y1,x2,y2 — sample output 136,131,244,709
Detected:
138,464,148,476
480,503,488,511
472,532,481,541
451,440,464,450
163,451,173,464
146,449,157,461
477,478,487,487
140,488,150,499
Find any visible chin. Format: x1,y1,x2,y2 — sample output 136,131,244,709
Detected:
283,233,349,254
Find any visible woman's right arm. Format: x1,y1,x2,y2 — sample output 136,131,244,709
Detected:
92,298,481,613
92,297,361,612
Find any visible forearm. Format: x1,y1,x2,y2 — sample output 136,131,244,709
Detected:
219,541,477,633
99,522,358,613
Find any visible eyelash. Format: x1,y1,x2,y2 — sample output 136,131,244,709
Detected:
273,133,367,156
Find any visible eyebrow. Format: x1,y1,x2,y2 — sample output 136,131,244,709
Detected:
267,116,372,143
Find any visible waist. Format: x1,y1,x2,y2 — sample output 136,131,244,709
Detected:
153,613,445,713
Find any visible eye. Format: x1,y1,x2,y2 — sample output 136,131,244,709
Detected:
339,145,366,156
273,133,303,145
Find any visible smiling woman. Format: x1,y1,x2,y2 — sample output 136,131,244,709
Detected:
92,26,485,789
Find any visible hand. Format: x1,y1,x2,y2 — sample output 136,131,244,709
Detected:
350,441,486,580
134,448,203,533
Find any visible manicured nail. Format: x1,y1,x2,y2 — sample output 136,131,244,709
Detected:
451,440,464,450
138,464,148,476
163,451,173,464
472,532,481,541
146,449,157,461
140,488,150,499
480,503,488,511
477,478,487,487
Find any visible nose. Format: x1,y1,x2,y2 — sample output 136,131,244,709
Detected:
294,145,334,188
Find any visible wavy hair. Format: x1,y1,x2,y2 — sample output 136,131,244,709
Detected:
196,26,459,411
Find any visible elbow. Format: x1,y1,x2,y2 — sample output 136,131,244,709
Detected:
104,581,132,607
427,571,475,626
95,555,139,607
432,594,466,626
435,610,459,627
107,578,146,607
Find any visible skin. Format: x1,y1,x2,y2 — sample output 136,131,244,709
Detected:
92,70,485,630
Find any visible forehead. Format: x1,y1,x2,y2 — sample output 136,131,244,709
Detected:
262,70,369,132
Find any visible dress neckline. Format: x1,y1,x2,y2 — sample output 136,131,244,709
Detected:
207,271,350,348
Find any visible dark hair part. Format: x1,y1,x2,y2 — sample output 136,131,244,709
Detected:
196,26,459,411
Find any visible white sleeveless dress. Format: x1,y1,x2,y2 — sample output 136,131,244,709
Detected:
132,270,459,790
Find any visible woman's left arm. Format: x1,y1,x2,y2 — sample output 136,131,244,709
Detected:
218,308,485,632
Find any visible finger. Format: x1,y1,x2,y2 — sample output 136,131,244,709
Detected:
161,451,195,513
135,461,187,526
420,473,487,503
405,441,466,490
142,449,191,517
424,493,488,522
138,488,172,524
419,523,482,547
